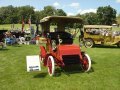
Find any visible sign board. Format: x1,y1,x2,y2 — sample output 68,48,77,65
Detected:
26,55,41,72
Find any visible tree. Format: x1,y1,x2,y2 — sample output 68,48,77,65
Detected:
43,6,56,16
0,5,18,24
76,12,98,25
97,5,116,25
17,5,35,23
116,14,120,25
0,5,67,24
0,5,35,24
56,9,67,16
0,7,7,24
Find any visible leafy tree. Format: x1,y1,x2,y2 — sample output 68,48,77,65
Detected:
34,11,41,23
116,14,120,25
97,5,116,25
0,6,21,24
56,9,67,16
76,12,98,25
43,6,56,16
17,5,35,23
0,5,19,24
0,7,6,24
0,5,67,24
34,6,67,23
34,10,46,24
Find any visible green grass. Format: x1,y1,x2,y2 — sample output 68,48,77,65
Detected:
0,24,120,31
0,42,120,90
112,27,120,31
0,24,36,30
0,24,120,90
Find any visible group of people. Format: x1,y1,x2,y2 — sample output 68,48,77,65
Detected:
85,28,120,37
0,30,41,49
5,31,33,45
0,31,25,48
5,35,17,45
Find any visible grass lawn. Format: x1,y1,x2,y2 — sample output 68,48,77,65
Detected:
0,24,36,30
0,41,120,90
0,24,120,31
112,27,120,31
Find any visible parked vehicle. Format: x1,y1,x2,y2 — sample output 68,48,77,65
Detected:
39,16,91,76
81,25,120,48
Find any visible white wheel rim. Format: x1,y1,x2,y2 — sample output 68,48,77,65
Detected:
84,54,91,72
47,56,55,76
39,56,44,63
85,40,93,48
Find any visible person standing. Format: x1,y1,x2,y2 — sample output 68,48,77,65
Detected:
79,29,84,47
35,35,40,45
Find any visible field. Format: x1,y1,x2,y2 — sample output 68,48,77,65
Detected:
0,24,120,31
0,40,120,90
0,24,36,30
0,24,120,90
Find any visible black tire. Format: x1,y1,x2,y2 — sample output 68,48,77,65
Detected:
117,42,120,48
84,39,94,48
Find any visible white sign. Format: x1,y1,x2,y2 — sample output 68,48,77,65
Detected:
26,55,41,72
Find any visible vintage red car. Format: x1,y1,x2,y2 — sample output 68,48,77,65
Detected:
39,16,91,76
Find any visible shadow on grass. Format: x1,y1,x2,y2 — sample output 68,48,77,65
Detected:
55,65,94,77
0,48,9,51
12,45,21,47
8,44,22,47
54,68,62,77
34,72,48,78
33,65,95,77
93,45,119,49
91,60,96,64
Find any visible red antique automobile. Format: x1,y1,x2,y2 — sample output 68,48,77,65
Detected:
39,16,91,76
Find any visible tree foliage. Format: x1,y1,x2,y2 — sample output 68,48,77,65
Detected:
76,5,117,25
43,6,56,16
0,5,117,25
0,5,66,24
77,12,98,25
17,5,35,23
117,14,120,25
56,9,67,16
97,5,116,25
0,5,18,24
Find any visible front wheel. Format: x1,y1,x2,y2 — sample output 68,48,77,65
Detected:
84,39,94,48
82,54,91,72
47,56,55,76
39,56,44,63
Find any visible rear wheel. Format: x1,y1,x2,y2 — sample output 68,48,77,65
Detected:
84,39,94,48
82,54,91,72
117,42,120,48
47,56,55,76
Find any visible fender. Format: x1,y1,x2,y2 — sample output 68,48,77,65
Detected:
40,46,46,58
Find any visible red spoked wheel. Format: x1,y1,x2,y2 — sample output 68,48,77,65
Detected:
82,54,91,72
47,56,55,76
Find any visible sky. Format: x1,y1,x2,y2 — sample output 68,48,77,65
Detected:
0,0,120,16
